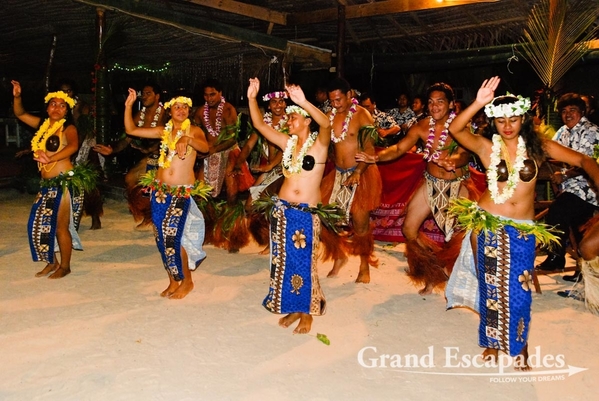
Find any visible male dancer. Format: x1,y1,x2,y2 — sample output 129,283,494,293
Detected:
323,78,382,284
356,82,478,295
95,83,165,227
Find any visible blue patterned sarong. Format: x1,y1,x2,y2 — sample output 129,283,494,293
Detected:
151,189,206,281
28,185,84,264
476,224,535,357
263,198,326,316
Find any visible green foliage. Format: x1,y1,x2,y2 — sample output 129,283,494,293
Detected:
252,196,347,234
138,170,213,199
448,198,561,249
316,333,330,345
358,125,378,150
39,163,98,195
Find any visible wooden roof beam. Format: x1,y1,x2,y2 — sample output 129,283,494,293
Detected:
74,0,288,52
289,0,499,25
184,0,287,26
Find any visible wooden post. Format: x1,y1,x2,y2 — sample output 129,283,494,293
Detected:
336,5,345,78
95,8,110,144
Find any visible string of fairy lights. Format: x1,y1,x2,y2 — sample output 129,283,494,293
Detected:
107,62,171,73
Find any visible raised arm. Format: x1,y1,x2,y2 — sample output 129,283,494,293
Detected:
247,78,289,150
449,77,500,156
11,80,41,129
123,88,163,139
286,83,331,146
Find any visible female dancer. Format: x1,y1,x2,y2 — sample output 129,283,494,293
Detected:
447,76,599,370
12,80,95,278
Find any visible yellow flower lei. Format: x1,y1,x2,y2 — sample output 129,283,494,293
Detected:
158,118,191,168
31,118,66,153
164,97,192,109
44,91,76,109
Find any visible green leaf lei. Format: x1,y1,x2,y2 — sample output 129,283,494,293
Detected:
39,163,97,196
139,170,212,200
252,195,347,234
448,198,561,248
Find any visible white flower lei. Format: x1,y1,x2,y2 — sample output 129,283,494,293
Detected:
137,104,163,127
282,131,318,177
263,112,288,132
203,96,225,137
422,112,455,162
159,118,191,169
330,98,358,143
487,134,527,204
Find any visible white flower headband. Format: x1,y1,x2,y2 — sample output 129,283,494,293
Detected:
45,91,76,108
164,96,192,109
263,91,288,102
484,94,531,118
285,105,310,118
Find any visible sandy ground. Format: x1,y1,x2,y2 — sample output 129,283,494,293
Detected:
1,188,598,401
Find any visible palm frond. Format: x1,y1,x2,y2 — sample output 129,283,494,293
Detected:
520,0,599,89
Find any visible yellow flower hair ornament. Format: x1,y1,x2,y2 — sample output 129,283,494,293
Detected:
44,91,76,109
164,96,193,109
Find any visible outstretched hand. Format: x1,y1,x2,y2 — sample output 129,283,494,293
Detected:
476,76,500,105
247,78,260,100
434,157,457,173
11,80,21,97
125,88,137,108
355,151,376,164
286,84,306,105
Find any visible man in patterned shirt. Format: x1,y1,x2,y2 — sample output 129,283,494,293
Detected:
387,92,416,134
359,93,401,147
537,93,599,273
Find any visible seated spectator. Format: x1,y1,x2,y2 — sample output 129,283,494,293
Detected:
387,92,415,134
536,93,599,273
359,92,401,147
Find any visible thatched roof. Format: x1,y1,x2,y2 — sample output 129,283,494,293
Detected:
1,0,598,104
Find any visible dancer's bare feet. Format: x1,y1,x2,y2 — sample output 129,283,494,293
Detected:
35,263,59,277
293,314,313,334
169,280,194,299
514,344,531,371
48,266,71,279
356,262,370,283
279,313,301,328
90,215,102,230
160,280,180,297
327,257,348,278
418,283,434,295
482,348,498,364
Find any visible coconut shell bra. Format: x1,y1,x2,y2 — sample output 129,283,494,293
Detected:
496,159,537,182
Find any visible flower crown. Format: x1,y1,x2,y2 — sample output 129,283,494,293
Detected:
285,105,310,118
484,93,531,118
164,96,192,109
44,91,76,109
263,91,288,102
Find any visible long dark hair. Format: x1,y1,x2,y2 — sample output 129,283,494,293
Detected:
486,95,545,163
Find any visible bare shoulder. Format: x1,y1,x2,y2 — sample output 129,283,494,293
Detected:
193,105,204,118
64,123,78,136
190,125,207,138
410,117,429,138
355,106,374,125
